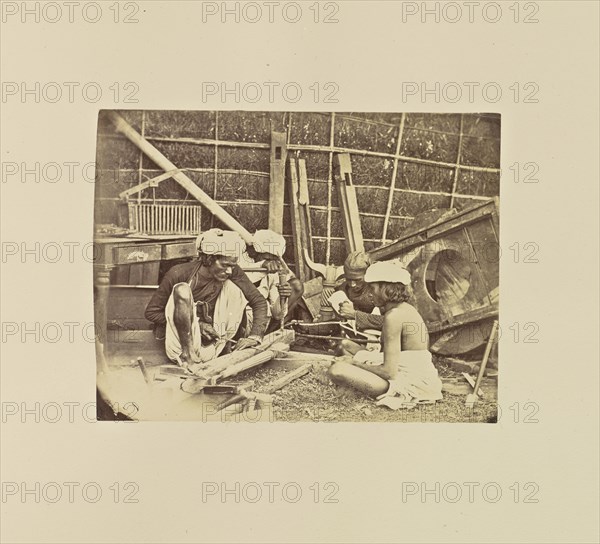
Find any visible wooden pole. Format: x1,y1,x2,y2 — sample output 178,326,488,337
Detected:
326,113,335,264
106,111,253,243
269,130,288,234
297,159,314,279
216,362,312,413
466,319,499,407
334,153,364,253
288,158,305,280
278,270,289,331
264,363,312,393
381,113,406,243
118,134,499,174
449,114,464,209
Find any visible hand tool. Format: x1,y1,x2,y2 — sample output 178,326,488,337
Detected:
465,320,499,407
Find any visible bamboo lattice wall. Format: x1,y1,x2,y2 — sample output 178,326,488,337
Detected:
95,110,500,265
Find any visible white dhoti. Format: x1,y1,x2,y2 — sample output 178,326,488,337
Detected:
165,280,248,363
353,349,443,410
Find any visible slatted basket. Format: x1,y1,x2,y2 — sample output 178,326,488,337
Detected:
127,200,202,235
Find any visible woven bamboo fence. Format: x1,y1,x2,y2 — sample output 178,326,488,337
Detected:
95,110,500,266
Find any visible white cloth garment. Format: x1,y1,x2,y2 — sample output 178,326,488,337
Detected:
239,250,291,328
353,349,443,410
164,279,248,363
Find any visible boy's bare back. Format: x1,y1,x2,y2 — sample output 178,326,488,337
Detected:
385,302,429,351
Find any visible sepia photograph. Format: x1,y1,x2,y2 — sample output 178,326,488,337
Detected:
94,110,500,422
2,1,598,542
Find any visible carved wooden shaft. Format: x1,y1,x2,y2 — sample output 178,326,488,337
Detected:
278,270,289,330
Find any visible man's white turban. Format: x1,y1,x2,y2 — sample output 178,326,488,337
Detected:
196,229,246,259
364,260,411,285
252,229,286,258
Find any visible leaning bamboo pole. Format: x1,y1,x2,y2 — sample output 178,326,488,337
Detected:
381,113,406,242
121,134,499,174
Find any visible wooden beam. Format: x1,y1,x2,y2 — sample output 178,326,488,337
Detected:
216,361,312,413
106,130,500,174
288,158,305,280
117,134,500,175
326,113,335,264
264,363,312,393
118,169,186,201
381,113,406,242
449,114,464,209
269,130,288,233
106,111,253,244
369,199,497,261
297,159,314,280
334,153,364,253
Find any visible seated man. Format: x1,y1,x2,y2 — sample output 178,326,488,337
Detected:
333,251,383,355
240,229,304,332
328,261,443,410
144,229,268,366
335,251,383,331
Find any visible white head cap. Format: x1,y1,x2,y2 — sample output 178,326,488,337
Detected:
252,229,286,258
364,260,411,285
196,229,246,259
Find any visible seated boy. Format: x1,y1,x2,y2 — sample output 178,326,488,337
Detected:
327,260,443,409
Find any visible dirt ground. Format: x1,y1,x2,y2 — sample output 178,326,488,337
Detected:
101,347,497,422
235,358,498,424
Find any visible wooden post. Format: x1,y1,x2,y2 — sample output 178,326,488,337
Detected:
381,113,406,243
334,153,364,253
297,159,314,280
269,130,288,234
288,158,305,281
449,114,464,209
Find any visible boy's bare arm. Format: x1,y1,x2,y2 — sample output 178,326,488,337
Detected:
380,308,403,380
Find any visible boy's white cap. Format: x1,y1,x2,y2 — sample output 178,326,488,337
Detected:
364,261,411,285
196,229,246,258
252,229,286,257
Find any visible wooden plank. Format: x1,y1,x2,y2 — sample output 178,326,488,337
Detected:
141,261,160,285
106,286,155,331
370,199,497,260
381,113,406,242
118,169,186,200
430,326,489,356
128,263,144,285
199,329,295,379
288,158,305,281
264,363,312,393
429,305,498,334
297,159,314,280
268,131,288,234
113,244,162,265
113,265,130,285
300,277,323,319
334,154,364,253
217,361,312,413
162,241,197,260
